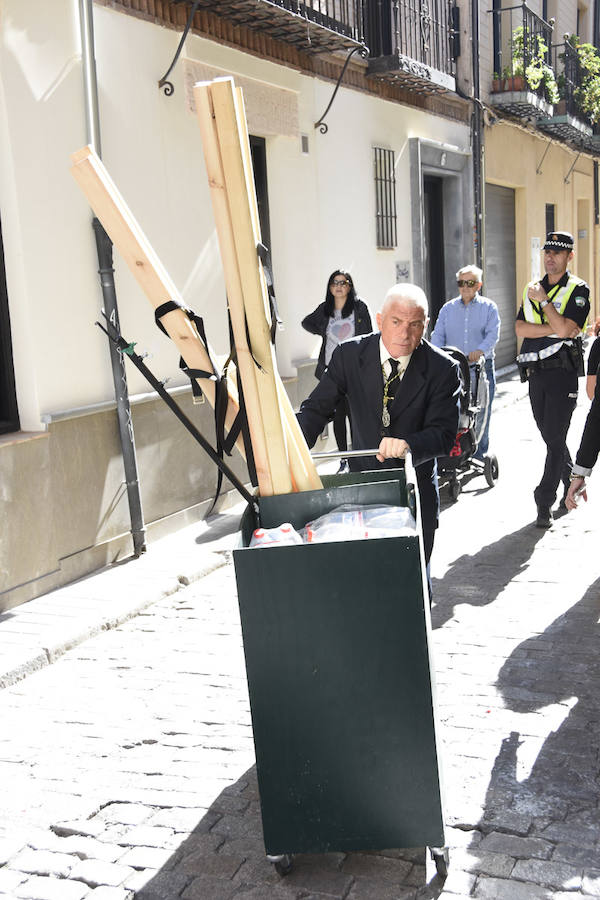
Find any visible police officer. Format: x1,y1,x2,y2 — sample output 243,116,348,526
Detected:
516,231,590,528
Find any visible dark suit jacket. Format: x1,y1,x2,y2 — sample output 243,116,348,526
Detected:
297,333,460,533
575,376,600,471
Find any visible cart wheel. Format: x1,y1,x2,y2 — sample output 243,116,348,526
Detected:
430,846,449,878
483,454,499,487
267,854,293,876
449,478,461,501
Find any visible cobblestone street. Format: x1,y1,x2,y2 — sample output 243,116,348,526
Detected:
0,374,599,899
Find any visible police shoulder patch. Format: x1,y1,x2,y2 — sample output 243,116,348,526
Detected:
575,296,586,307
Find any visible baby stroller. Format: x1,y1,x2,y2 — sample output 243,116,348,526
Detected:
437,347,499,501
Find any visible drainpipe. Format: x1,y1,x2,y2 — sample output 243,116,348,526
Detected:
79,0,146,557
471,0,484,269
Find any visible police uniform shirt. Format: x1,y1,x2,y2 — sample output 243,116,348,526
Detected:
517,271,590,357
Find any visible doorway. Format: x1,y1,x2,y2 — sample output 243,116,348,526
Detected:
249,136,271,253
423,176,446,324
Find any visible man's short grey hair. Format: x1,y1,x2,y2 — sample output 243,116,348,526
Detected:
456,264,483,282
382,283,429,317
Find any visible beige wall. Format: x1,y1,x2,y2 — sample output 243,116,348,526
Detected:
485,119,598,323
0,370,326,613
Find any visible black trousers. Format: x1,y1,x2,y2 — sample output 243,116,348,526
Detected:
528,367,578,508
332,397,350,452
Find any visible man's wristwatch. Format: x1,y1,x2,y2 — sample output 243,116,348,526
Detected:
540,299,549,308
569,472,585,481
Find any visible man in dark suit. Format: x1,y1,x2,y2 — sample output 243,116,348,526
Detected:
565,376,600,510
297,283,460,564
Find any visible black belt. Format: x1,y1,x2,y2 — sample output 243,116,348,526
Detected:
528,351,571,374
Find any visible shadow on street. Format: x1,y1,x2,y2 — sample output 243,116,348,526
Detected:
129,764,449,899
430,522,548,629
465,576,600,887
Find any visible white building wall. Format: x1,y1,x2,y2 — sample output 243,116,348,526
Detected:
1,0,470,426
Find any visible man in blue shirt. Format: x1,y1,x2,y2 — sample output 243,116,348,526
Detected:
431,265,500,459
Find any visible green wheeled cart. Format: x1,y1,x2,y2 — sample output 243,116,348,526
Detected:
233,457,449,878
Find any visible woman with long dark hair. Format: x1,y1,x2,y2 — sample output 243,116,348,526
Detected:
301,269,372,471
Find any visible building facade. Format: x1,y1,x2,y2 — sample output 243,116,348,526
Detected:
6,0,576,609
481,0,599,368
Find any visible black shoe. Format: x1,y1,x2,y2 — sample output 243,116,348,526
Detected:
535,506,553,528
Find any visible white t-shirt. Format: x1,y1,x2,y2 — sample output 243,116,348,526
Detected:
325,309,356,365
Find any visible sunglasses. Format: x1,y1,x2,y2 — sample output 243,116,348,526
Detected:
457,279,478,287
331,279,350,287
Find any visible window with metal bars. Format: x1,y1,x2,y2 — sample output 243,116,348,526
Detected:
373,147,397,249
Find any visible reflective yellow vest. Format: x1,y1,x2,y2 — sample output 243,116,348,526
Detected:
522,275,589,333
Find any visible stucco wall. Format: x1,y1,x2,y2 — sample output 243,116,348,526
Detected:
1,2,471,427
485,118,597,320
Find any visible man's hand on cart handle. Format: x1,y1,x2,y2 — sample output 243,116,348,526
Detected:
377,438,410,463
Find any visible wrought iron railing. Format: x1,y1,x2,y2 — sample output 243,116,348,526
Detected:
269,0,366,42
365,0,456,76
490,3,555,100
549,41,581,118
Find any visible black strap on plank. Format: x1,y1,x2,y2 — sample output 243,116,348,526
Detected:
154,298,258,505
256,242,281,345
97,315,258,517
226,311,258,487
154,300,217,401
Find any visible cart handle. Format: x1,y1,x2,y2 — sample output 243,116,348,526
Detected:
311,449,417,517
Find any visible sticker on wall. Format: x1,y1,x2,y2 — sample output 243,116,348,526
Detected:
395,261,410,282
531,237,541,282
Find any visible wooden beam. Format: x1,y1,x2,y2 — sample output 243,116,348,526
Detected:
208,77,294,496
69,145,246,459
234,85,322,493
194,83,274,496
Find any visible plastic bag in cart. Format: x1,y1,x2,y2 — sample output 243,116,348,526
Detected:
304,504,416,544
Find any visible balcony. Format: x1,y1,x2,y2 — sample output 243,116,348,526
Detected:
538,40,598,153
489,4,555,120
183,0,366,53
365,0,458,93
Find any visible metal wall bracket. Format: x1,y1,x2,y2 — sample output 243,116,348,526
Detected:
314,44,369,134
536,141,551,174
564,151,581,184
158,0,200,96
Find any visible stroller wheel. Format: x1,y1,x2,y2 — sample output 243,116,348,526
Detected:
449,478,461,501
484,455,499,487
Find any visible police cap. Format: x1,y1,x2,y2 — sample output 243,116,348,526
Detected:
543,231,574,251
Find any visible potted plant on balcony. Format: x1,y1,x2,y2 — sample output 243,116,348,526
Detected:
492,72,504,92
510,25,559,101
572,38,600,123
525,57,560,103
509,26,527,91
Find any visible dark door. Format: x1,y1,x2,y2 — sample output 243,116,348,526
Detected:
423,176,446,325
484,184,517,369
0,217,19,435
249,136,271,253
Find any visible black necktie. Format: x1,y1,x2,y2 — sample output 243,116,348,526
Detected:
382,358,401,429
385,358,400,400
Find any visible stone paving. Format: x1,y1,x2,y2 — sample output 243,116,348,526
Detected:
0,372,599,899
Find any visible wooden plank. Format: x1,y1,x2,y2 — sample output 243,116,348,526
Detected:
234,86,322,493
208,77,293,496
194,82,274,496
69,145,246,459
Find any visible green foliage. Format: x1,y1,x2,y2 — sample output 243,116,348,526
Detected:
511,25,559,103
573,38,600,122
